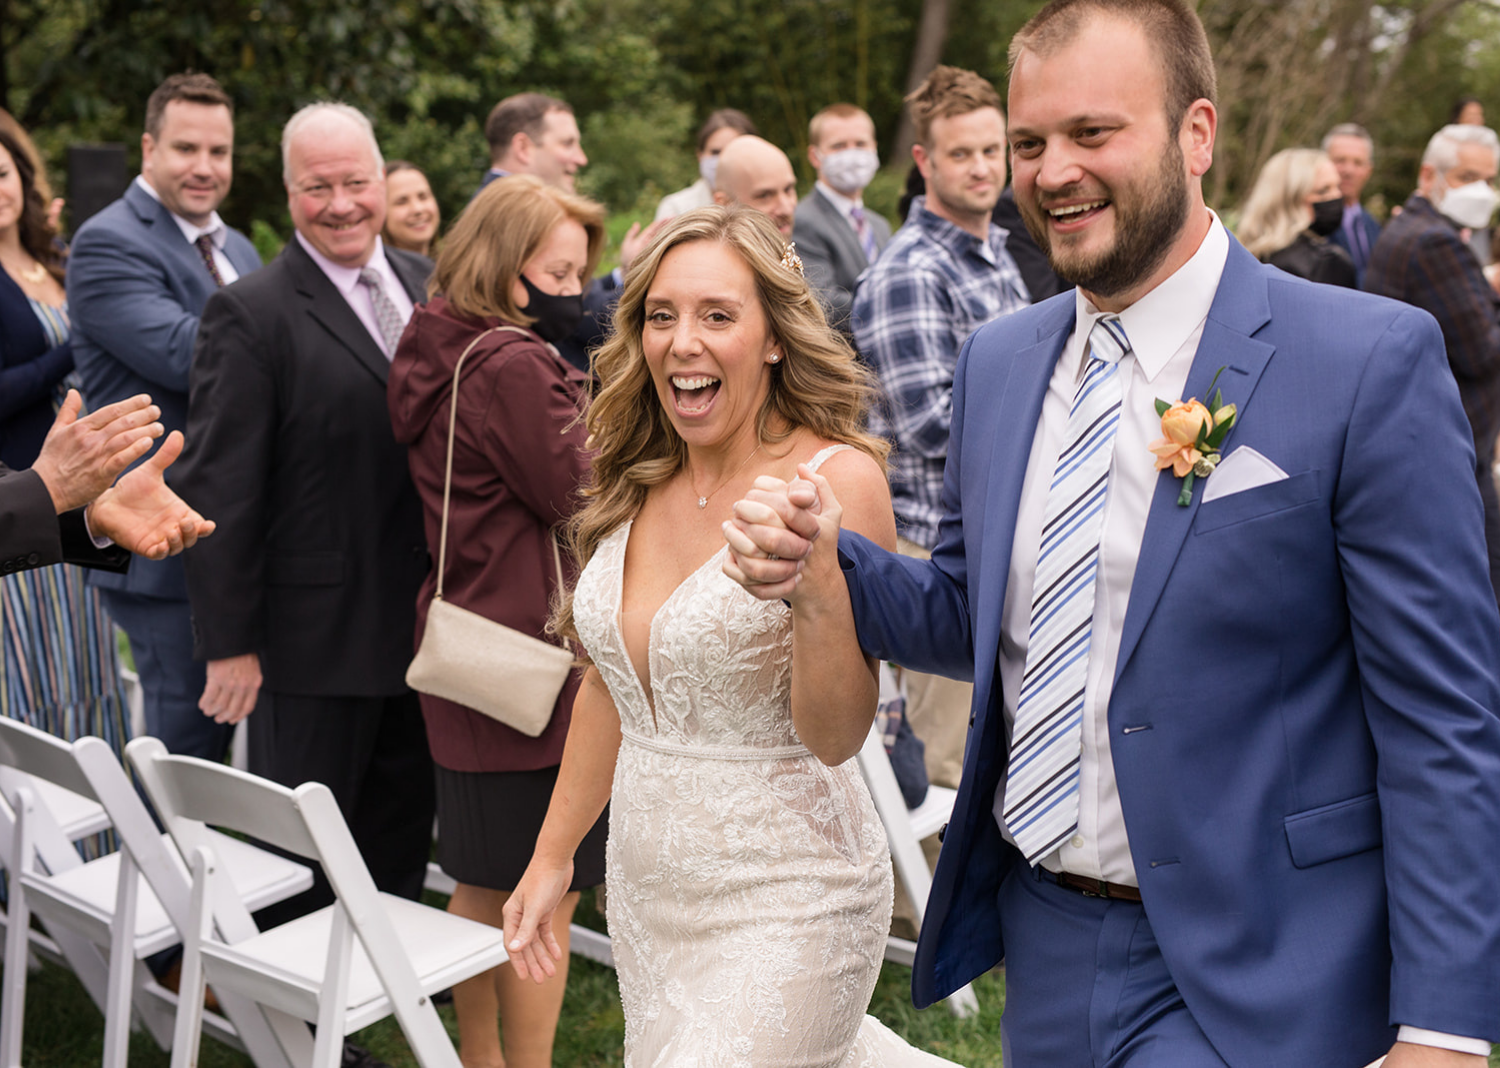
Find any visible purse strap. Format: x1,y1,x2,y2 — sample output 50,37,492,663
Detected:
433,326,567,604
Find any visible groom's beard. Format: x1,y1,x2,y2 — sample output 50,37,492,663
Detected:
1017,137,1190,300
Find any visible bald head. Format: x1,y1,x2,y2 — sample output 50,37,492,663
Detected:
712,135,798,237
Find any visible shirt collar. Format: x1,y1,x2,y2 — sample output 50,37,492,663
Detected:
815,180,864,217
294,230,394,297
1070,209,1230,385
910,194,1008,264
135,174,228,249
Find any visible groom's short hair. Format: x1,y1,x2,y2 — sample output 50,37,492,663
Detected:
1008,0,1216,125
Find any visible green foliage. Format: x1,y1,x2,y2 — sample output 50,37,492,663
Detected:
248,218,284,263
577,93,696,217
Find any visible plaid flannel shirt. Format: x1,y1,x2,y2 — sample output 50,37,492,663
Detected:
1365,194,1500,465
852,196,1030,548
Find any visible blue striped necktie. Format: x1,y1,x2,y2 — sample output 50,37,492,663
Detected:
1003,314,1129,865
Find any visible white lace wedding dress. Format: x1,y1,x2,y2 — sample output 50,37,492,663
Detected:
572,446,960,1067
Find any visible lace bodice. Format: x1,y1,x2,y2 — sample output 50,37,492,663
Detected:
573,444,851,754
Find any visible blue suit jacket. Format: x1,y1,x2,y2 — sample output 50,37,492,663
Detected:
840,238,1500,1063
66,181,261,599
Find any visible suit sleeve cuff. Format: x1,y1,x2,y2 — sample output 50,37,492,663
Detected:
1395,1026,1491,1056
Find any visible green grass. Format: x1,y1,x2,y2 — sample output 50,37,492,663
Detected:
11,888,1006,1067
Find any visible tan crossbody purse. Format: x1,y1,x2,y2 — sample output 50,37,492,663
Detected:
405,326,575,737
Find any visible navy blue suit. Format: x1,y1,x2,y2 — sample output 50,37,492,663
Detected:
0,266,73,470
839,238,1500,1063
67,180,261,758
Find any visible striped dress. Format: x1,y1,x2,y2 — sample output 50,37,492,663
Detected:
0,298,132,756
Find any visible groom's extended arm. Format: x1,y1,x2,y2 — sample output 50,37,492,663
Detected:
837,334,978,679
1336,305,1500,1046
726,338,981,679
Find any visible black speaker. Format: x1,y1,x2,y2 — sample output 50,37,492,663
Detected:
66,143,129,230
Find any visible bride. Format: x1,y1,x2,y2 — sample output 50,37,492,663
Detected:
503,206,960,1067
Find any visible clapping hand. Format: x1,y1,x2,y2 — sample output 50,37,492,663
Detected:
722,465,841,601
87,430,215,559
31,390,163,513
619,219,670,273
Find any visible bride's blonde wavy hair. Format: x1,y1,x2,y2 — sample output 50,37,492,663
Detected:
551,205,889,645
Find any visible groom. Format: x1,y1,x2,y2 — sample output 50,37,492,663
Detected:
726,1,1500,1065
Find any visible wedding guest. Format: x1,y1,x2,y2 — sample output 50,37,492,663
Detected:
503,206,957,1065
0,116,134,752
388,173,608,1068
654,108,758,222
383,160,441,258
1236,147,1356,286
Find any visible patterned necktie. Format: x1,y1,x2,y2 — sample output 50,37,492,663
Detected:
358,267,405,357
194,234,226,287
850,206,879,264
1003,315,1129,865
1341,205,1369,273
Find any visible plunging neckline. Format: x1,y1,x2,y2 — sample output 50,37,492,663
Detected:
613,517,731,728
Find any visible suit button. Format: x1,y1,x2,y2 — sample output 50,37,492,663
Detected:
26,552,39,565
937,822,948,843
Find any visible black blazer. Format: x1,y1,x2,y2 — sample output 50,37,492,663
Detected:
177,239,432,696
0,465,130,574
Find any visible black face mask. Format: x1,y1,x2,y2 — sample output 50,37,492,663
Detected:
518,274,584,344
1309,197,1344,238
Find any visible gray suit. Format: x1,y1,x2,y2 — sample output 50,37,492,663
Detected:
792,186,891,335
68,180,261,760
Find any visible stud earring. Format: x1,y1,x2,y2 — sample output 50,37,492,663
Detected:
769,353,781,363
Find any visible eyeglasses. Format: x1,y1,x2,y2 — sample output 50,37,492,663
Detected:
293,178,375,201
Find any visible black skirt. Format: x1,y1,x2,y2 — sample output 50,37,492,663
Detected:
434,762,608,891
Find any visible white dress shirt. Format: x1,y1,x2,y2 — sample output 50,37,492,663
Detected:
133,175,240,285
814,180,867,228
986,210,1487,1059
293,232,414,359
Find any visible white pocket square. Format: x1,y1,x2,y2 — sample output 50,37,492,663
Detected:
1201,446,1288,503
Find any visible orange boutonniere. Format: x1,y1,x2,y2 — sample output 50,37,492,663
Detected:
1148,367,1236,507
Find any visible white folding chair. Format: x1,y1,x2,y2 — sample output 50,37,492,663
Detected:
856,722,978,1018
0,718,315,1068
127,736,510,1068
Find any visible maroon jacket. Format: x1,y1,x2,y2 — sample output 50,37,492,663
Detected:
389,296,590,772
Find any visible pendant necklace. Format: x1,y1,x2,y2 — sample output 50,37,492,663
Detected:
692,442,761,509
17,262,46,284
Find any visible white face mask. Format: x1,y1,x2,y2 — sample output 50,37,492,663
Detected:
699,154,720,189
817,148,880,195
1435,177,1500,230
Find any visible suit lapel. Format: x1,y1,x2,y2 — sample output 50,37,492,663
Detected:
283,239,392,386
811,189,868,271
1113,242,1276,683
126,183,223,305
387,247,432,305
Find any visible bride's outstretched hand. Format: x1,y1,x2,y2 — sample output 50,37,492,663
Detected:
723,465,841,601
501,857,574,982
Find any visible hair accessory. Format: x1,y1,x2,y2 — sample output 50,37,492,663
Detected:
780,242,804,276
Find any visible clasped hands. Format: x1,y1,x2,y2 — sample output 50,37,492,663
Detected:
721,464,841,601
33,390,214,559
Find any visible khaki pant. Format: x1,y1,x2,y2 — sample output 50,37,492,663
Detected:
893,535,974,791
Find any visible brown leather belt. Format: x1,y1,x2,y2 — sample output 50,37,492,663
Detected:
1045,869,1143,902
